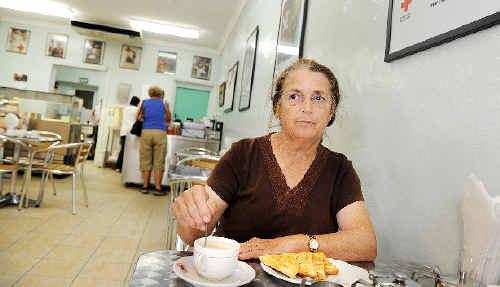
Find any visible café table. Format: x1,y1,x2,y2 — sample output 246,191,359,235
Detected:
0,131,60,208
129,250,374,287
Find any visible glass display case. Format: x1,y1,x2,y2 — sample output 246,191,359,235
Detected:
0,86,83,123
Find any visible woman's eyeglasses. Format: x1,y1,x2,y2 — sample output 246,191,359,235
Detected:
283,92,331,109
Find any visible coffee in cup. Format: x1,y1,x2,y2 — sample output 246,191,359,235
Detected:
193,236,240,281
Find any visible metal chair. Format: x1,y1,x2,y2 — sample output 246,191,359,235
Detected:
3,131,61,167
175,147,218,162
19,142,92,214
166,155,220,250
0,135,31,203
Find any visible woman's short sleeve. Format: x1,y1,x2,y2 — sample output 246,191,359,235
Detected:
207,142,241,204
334,159,365,214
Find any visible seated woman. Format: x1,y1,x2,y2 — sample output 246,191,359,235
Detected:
172,59,377,261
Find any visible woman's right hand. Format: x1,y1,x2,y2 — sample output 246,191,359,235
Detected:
172,185,223,231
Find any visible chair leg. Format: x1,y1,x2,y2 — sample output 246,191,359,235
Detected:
37,171,48,203
17,173,28,211
78,170,88,207
166,182,177,249
49,173,57,195
24,168,32,208
0,173,4,196
9,170,17,195
71,173,76,215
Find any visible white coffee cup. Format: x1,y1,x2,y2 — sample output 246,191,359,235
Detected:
193,236,240,281
5,129,15,136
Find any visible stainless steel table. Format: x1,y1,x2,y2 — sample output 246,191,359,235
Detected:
129,250,374,287
0,133,59,208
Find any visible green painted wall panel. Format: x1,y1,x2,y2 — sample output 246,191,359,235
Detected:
173,87,209,121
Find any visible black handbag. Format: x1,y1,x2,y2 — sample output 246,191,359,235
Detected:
130,120,143,136
131,104,144,136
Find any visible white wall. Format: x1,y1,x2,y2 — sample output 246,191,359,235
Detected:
0,16,219,165
209,0,281,146
214,0,500,273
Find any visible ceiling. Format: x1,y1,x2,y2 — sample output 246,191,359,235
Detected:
0,0,247,51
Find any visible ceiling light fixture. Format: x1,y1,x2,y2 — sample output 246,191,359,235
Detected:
130,19,199,39
0,0,74,18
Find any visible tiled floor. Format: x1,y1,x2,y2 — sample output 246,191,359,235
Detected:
0,163,170,286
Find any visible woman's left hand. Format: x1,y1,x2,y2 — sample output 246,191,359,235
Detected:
239,237,285,260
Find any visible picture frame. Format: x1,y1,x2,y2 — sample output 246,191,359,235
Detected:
6,27,30,54
191,56,212,80
224,61,238,113
238,26,259,112
46,33,68,59
13,73,28,82
385,0,500,62
273,0,308,79
156,51,177,74
120,45,142,70
83,39,105,65
218,82,226,107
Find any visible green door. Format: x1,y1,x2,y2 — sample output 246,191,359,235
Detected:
173,87,210,121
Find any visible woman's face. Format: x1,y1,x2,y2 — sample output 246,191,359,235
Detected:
276,68,334,140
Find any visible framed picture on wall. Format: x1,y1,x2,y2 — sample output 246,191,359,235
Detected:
273,0,308,79
46,33,68,58
385,0,500,62
191,56,212,80
157,51,177,74
218,81,226,107
6,27,30,54
120,45,142,70
239,26,259,112
224,61,238,113
13,73,28,82
83,39,105,65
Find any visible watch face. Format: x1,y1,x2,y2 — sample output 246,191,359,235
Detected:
309,239,319,250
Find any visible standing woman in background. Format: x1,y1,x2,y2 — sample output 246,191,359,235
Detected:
138,86,171,195
116,96,140,172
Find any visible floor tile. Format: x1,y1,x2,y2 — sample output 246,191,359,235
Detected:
28,258,84,278
14,274,72,287
70,276,122,287
0,164,172,286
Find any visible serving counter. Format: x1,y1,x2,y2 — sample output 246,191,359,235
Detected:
121,134,219,186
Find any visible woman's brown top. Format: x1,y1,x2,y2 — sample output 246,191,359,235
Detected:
207,134,364,243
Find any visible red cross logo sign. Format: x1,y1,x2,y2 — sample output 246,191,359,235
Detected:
401,0,412,12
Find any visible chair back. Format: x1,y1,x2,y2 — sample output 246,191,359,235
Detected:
0,134,31,164
179,147,217,156
175,147,218,162
168,155,220,184
75,143,92,166
35,130,62,141
33,142,92,169
177,155,220,170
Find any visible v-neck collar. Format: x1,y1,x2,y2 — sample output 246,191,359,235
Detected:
258,134,329,215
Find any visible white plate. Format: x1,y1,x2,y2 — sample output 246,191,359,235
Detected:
260,258,370,286
173,256,256,287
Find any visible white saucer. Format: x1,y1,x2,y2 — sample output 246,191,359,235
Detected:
173,256,255,287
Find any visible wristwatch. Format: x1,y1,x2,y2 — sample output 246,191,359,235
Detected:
307,234,319,252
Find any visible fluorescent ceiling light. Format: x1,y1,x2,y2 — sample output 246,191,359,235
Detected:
130,19,199,39
277,45,299,56
0,0,74,18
